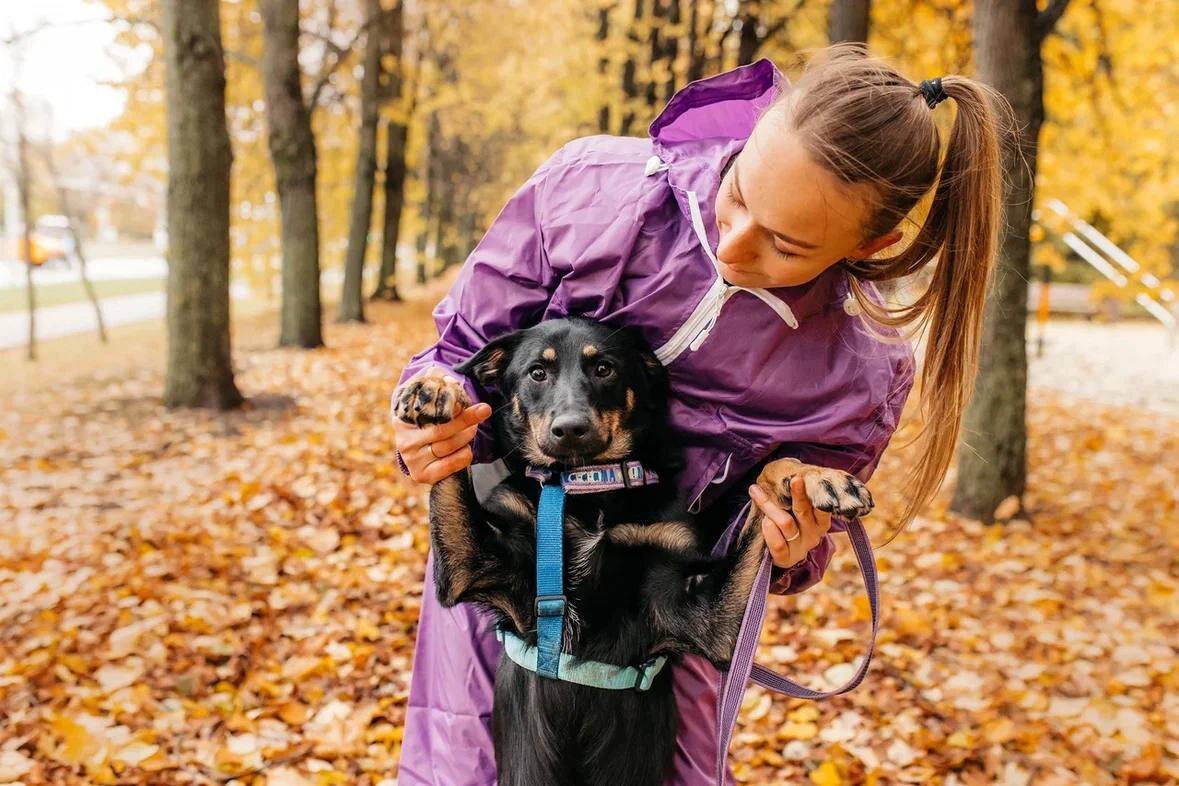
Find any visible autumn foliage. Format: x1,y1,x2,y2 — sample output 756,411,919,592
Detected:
1,289,1175,784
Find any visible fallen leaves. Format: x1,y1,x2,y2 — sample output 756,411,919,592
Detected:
1,292,1176,784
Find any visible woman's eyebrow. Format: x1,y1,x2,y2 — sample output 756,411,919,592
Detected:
733,158,820,250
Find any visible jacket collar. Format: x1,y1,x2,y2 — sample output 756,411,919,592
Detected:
646,59,847,325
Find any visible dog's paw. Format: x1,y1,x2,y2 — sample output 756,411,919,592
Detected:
756,458,874,519
392,375,472,427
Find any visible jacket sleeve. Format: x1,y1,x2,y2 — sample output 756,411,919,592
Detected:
766,358,915,595
394,146,567,473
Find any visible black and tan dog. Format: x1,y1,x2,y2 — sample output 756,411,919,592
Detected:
393,316,872,786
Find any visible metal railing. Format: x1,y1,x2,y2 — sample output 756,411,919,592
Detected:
1039,199,1176,330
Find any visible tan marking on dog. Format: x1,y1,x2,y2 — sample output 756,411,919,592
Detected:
428,476,477,602
709,514,766,658
490,486,535,520
542,347,557,361
582,344,598,357
592,409,633,461
522,413,552,465
609,522,698,552
512,396,521,417
625,388,635,412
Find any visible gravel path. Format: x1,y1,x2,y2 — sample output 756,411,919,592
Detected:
1028,319,1179,418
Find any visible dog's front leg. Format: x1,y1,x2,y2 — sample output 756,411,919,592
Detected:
678,510,768,666
680,458,873,665
427,470,484,606
429,473,531,632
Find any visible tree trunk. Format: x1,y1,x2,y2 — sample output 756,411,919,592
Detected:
49,172,107,344
619,0,645,136
415,114,437,285
161,0,242,409
13,96,36,361
736,2,760,66
372,117,407,301
828,0,870,44
260,0,323,348
661,0,682,104
597,4,612,133
337,0,383,323
951,0,1046,519
372,0,406,302
686,0,705,83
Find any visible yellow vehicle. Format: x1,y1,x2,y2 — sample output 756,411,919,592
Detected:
7,223,70,267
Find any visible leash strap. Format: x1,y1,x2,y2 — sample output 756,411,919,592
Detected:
714,506,880,785
535,481,567,679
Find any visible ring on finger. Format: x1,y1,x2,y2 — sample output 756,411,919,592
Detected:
784,516,802,542
426,443,439,460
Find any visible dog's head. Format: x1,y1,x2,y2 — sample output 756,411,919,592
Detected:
455,317,673,470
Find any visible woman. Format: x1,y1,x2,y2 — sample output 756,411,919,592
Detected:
392,45,1005,785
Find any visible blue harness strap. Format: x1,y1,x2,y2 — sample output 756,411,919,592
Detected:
534,481,567,679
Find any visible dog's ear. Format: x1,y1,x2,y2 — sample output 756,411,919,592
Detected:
636,347,668,400
455,331,524,388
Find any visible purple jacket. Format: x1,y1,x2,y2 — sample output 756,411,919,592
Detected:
395,59,914,785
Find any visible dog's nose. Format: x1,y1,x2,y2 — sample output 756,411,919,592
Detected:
550,414,591,442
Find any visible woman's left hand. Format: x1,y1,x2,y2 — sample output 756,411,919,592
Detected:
748,476,832,569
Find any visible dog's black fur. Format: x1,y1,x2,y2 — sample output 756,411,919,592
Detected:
393,317,873,786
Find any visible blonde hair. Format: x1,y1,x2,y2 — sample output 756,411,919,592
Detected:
771,44,1014,534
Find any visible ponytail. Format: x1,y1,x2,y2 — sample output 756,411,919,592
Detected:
780,45,1013,535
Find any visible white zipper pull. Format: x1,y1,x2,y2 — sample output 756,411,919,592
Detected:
687,285,735,351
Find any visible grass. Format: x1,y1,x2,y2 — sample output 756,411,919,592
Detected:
0,276,164,314
0,273,450,400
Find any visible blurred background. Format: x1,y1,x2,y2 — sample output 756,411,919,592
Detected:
0,1,1176,785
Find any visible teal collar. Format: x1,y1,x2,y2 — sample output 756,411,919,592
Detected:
496,627,668,692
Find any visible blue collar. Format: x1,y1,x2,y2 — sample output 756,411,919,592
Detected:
524,460,660,494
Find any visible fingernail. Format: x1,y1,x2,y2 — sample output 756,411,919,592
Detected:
748,485,763,499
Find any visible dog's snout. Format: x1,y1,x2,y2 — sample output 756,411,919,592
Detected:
550,413,591,442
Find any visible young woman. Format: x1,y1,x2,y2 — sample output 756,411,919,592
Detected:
392,45,1006,785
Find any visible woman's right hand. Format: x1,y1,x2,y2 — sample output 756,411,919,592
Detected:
392,369,493,484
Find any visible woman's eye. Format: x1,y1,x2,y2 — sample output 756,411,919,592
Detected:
529,367,547,382
773,245,794,261
726,180,743,207
594,362,614,378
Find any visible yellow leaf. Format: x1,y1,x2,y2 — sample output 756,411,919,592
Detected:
787,705,819,723
51,715,101,766
946,730,975,748
809,761,843,786
781,722,819,741
851,594,871,622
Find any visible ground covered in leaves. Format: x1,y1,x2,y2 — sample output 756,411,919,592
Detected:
1,292,1176,785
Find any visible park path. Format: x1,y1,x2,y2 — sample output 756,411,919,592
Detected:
0,291,165,350
1028,319,1179,418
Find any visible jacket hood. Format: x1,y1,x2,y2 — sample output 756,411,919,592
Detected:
645,58,845,326
649,58,784,162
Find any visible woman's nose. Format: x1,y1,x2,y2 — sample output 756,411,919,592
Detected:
716,215,757,266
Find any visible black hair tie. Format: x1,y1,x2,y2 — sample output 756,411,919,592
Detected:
918,77,948,109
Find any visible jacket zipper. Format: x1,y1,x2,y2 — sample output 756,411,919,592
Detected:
652,187,798,365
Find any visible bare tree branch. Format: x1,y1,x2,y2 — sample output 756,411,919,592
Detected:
1035,0,1072,42
305,5,400,109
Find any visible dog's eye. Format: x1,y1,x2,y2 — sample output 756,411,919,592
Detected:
529,366,547,382
594,361,614,378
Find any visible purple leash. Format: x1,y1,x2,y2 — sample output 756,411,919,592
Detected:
713,505,881,785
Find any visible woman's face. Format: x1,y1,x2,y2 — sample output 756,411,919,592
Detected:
713,105,900,289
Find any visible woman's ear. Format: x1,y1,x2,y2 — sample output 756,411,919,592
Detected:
454,331,524,388
850,229,903,260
